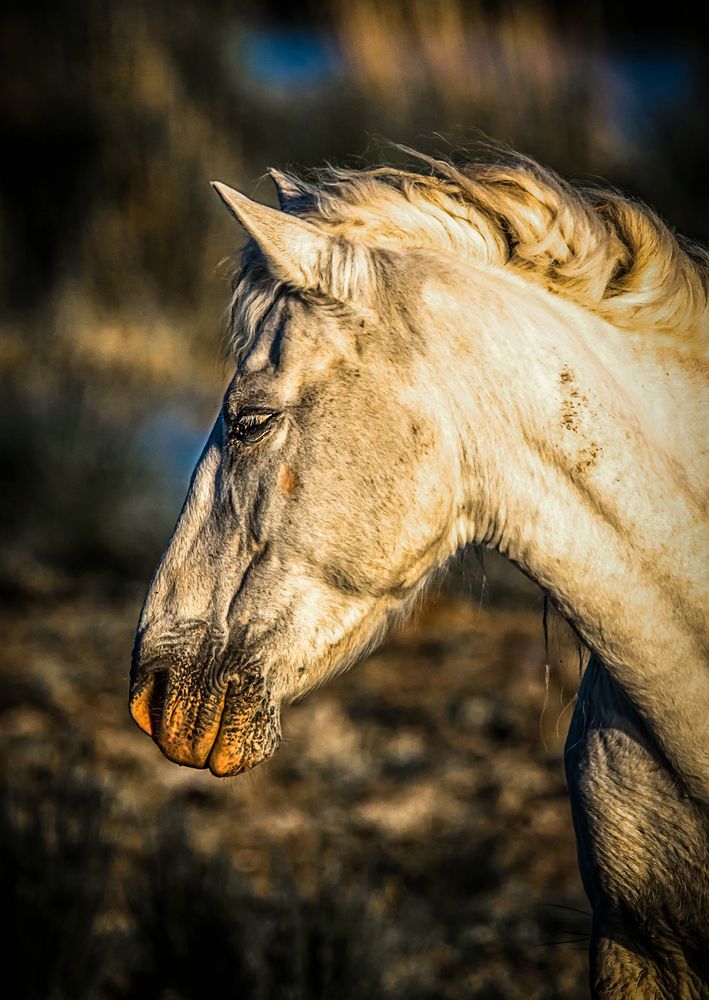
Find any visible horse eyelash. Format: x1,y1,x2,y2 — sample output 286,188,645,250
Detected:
240,412,272,427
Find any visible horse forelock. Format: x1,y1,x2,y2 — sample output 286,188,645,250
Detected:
227,243,283,368
227,147,708,362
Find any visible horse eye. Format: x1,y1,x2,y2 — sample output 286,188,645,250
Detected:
230,411,278,445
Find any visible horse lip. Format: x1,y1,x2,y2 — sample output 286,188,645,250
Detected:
156,687,229,770
208,720,279,776
129,682,155,736
207,741,257,777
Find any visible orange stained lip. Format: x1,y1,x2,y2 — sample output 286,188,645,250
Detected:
129,682,155,737
129,671,158,736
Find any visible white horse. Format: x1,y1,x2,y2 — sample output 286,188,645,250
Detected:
131,150,709,997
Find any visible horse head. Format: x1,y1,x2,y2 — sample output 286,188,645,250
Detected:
130,178,468,775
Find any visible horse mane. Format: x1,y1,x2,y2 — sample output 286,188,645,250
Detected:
228,148,708,363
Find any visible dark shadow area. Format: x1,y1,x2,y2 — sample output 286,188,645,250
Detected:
0,758,112,1000
0,752,591,999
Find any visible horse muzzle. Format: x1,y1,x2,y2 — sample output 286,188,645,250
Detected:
129,629,281,776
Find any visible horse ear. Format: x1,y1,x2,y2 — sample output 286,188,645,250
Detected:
267,168,307,212
211,181,376,304
211,181,332,292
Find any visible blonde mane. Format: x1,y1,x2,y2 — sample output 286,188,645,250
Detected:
229,149,708,362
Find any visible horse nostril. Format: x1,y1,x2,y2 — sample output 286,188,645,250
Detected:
129,668,168,738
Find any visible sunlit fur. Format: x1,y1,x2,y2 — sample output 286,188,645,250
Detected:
229,148,708,365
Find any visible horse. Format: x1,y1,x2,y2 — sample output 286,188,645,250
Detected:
130,149,709,997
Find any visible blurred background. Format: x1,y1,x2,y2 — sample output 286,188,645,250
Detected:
0,1,705,997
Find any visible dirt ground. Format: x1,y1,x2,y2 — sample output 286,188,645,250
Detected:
0,557,591,999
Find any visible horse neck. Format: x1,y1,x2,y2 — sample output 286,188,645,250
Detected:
420,260,709,798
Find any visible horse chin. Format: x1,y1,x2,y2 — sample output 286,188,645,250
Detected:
129,661,282,777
